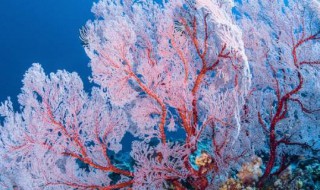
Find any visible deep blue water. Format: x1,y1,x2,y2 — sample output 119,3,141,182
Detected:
0,0,97,107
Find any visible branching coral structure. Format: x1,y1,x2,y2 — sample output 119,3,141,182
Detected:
0,0,319,189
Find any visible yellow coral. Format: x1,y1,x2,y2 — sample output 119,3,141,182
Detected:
237,156,263,185
219,178,243,190
195,152,212,167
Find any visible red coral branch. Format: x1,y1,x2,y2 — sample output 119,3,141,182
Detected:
289,98,320,113
300,61,320,65
45,179,134,190
258,112,269,134
130,72,167,144
258,28,319,187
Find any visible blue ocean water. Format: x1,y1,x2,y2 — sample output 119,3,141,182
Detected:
0,0,97,107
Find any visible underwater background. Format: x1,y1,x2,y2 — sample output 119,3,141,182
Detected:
0,0,96,107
